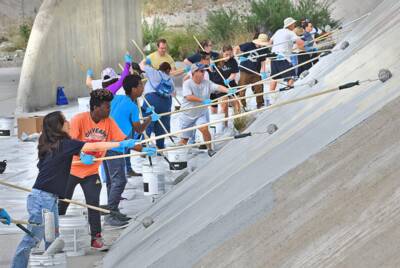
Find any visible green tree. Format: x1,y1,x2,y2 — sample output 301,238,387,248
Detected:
142,17,167,46
206,8,244,44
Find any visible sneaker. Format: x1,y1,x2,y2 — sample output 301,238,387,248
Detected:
91,233,108,250
199,144,207,150
207,149,217,157
104,215,129,227
114,211,132,222
127,170,142,177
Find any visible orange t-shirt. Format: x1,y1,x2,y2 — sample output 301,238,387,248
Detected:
69,112,126,178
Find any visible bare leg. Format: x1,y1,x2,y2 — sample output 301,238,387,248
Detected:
270,80,278,91
179,138,188,145
198,126,212,150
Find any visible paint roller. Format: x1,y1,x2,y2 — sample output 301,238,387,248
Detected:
43,237,65,256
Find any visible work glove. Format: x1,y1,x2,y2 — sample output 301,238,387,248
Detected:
145,57,152,65
119,139,138,149
142,147,157,157
238,56,247,63
151,112,160,122
80,152,94,165
184,65,191,74
202,98,212,105
228,88,237,95
260,71,268,80
124,53,132,63
145,105,155,114
86,68,94,77
276,53,286,60
0,209,11,225
223,79,231,87
209,62,216,70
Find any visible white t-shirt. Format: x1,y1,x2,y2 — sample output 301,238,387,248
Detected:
271,28,299,60
181,79,219,119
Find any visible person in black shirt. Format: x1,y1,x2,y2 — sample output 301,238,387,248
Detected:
184,39,219,65
234,33,270,108
209,45,240,124
11,111,136,268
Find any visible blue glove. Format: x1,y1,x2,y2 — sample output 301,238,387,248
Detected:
119,139,138,149
228,88,237,95
184,65,191,74
260,72,268,80
151,112,160,122
224,78,231,86
145,105,154,114
86,68,93,77
124,54,132,63
238,56,247,63
145,57,152,65
142,147,156,157
202,98,212,105
210,62,216,70
80,152,94,165
0,209,11,225
276,53,285,60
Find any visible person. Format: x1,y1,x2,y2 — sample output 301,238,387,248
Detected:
140,60,175,149
12,111,136,267
58,89,134,249
184,39,219,65
86,54,133,94
103,74,155,226
180,63,229,157
297,20,319,75
269,17,305,93
183,52,211,81
0,208,11,225
209,45,240,124
141,39,176,71
234,33,270,108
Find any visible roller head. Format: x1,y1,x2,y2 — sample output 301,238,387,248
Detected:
307,79,318,87
267,124,278,134
299,70,309,79
43,237,65,256
340,41,350,50
142,216,154,228
378,69,392,83
43,210,55,243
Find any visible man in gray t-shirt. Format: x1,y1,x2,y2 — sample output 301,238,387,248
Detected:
180,63,228,157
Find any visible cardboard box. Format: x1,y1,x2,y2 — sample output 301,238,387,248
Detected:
17,116,44,139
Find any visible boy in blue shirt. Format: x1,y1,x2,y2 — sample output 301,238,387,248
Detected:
103,74,155,226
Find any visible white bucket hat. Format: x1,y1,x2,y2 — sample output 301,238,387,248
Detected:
284,17,296,28
101,68,119,83
252,33,269,46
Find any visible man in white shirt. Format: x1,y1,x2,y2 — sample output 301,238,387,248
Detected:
269,17,304,93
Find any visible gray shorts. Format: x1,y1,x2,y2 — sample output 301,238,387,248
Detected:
180,112,210,139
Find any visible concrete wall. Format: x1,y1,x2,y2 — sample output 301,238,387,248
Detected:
16,0,142,112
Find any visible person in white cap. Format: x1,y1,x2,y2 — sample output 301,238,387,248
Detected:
179,63,229,157
234,33,270,108
269,17,304,96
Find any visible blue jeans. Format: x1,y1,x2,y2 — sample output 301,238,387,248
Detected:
12,189,59,268
143,93,172,149
103,150,127,211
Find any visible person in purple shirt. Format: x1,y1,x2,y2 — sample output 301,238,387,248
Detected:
85,53,133,95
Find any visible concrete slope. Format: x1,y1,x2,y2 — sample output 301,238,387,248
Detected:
16,0,142,112
104,0,400,267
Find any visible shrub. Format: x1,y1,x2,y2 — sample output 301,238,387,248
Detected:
165,28,201,61
205,8,244,44
246,0,339,34
142,17,167,46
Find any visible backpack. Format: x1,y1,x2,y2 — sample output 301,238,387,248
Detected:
149,71,174,98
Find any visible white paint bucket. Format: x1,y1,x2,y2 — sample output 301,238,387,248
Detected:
0,117,14,137
142,163,166,196
59,215,90,257
29,251,67,268
167,148,188,170
209,113,225,134
77,97,90,112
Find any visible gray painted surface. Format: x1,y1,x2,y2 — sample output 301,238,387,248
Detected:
16,0,142,112
102,0,400,267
